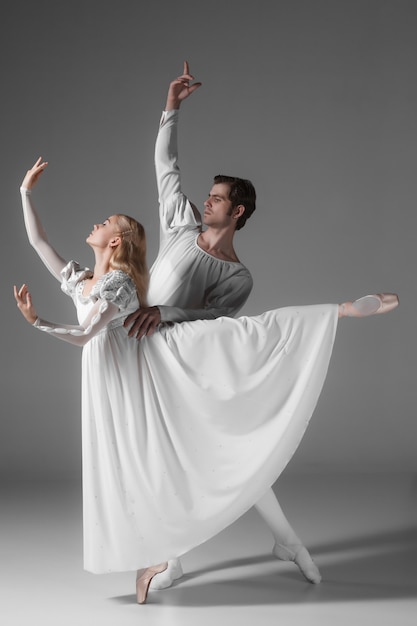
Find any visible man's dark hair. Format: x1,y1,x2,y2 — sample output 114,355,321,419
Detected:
214,175,256,231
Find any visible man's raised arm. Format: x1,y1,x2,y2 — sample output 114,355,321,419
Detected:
124,62,202,338
155,62,202,231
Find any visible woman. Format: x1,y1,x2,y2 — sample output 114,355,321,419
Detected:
14,158,398,604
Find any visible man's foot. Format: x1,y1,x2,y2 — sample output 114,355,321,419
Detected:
273,543,322,584
149,558,184,590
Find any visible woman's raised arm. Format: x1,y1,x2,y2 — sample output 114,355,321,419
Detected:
20,158,68,281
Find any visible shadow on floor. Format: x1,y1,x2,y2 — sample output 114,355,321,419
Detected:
110,527,417,607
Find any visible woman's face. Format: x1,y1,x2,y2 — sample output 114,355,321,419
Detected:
86,216,120,248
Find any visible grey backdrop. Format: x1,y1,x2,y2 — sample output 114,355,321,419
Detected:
1,0,415,480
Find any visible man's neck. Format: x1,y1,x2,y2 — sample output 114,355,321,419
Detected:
198,228,239,263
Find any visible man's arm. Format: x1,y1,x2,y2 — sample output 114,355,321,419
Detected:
155,62,202,232
125,62,202,338
155,109,201,231
158,274,253,322
125,269,253,338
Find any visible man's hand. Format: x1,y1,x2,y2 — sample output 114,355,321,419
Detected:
165,61,202,110
124,306,162,340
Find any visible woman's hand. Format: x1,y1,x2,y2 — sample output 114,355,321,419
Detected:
21,157,48,190
13,284,38,324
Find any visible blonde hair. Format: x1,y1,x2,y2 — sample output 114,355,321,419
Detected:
110,214,149,307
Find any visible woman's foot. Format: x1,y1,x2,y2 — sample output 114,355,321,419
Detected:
149,558,184,590
136,562,168,604
273,543,322,584
339,293,399,318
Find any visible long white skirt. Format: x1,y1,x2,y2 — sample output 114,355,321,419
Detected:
81,304,338,573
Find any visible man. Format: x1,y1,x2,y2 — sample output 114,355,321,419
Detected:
125,62,321,589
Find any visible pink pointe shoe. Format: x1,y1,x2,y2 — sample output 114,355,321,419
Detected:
341,293,399,318
136,562,168,604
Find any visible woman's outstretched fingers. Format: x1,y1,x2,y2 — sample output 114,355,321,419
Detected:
14,283,37,324
21,158,48,190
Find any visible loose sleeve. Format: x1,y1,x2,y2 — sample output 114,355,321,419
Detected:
158,269,253,323
154,110,201,233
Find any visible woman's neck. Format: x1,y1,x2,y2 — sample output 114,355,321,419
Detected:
91,250,112,282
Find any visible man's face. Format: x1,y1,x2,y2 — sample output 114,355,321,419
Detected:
203,183,234,227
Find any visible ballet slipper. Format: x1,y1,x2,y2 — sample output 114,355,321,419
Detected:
340,293,399,318
273,543,322,584
136,562,168,604
149,558,184,590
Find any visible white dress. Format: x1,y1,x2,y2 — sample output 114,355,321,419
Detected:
35,261,337,573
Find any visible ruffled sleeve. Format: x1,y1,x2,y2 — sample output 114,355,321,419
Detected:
60,261,92,298
98,271,137,310
32,270,137,347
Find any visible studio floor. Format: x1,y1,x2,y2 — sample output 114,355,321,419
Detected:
1,473,416,626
